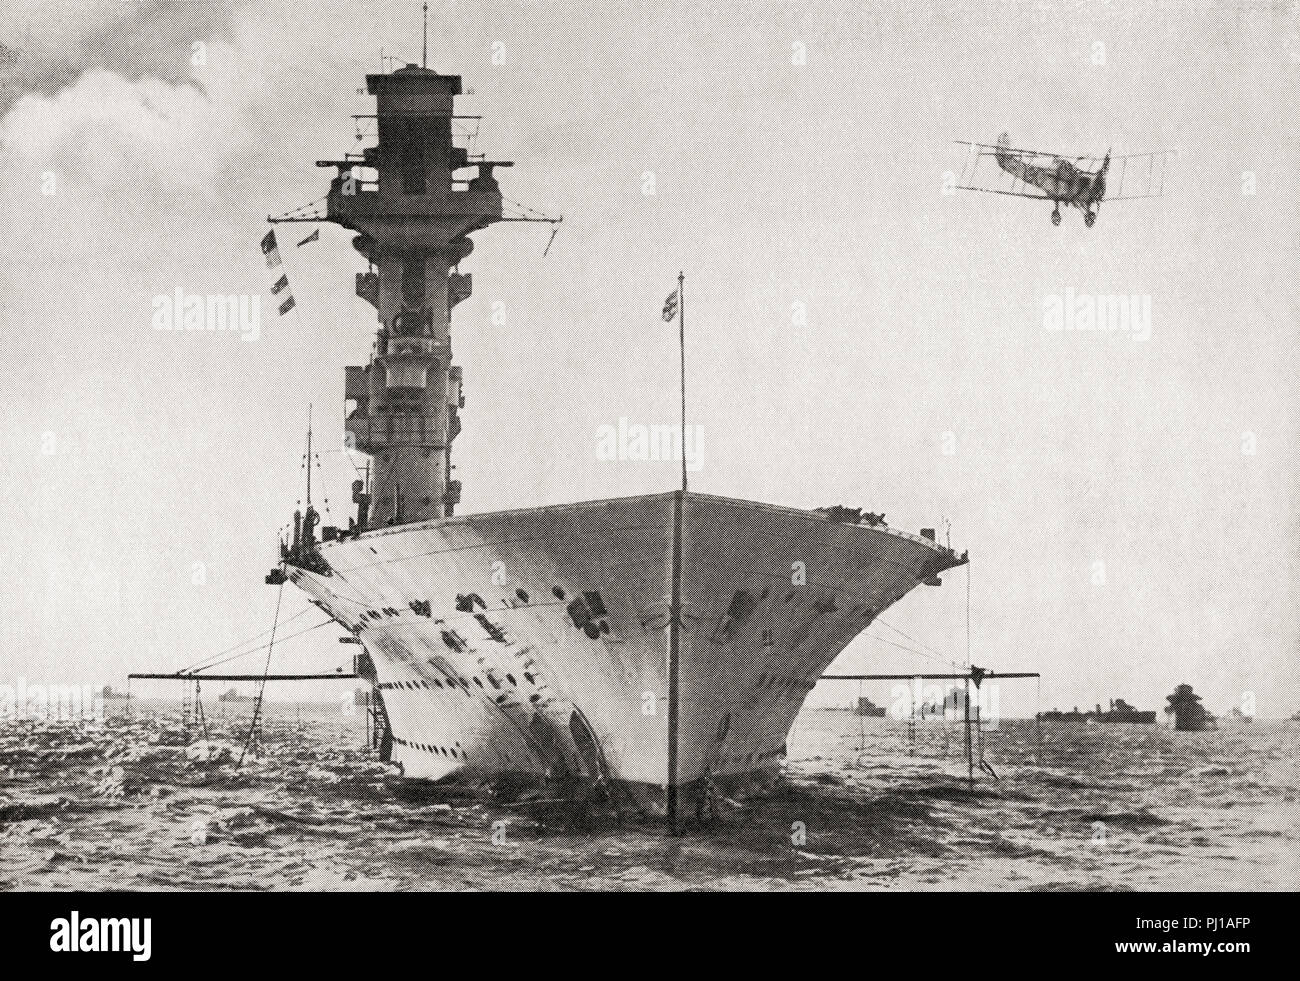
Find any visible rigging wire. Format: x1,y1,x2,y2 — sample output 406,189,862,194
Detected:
237,582,285,768
320,444,370,483
965,559,972,667
862,624,958,671
856,678,866,751
193,619,336,675
178,609,314,675
195,680,210,743
501,196,558,223
268,196,328,223
874,617,954,667
1036,674,1044,764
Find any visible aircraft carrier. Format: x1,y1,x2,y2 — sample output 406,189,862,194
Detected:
266,59,967,817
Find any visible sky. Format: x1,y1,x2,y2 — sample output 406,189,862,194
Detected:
0,0,1297,718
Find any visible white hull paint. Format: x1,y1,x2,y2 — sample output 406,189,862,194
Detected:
288,491,964,791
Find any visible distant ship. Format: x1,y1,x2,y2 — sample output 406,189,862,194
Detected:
1164,684,1215,731
1222,706,1254,725
1037,698,1155,725
918,698,946,719
261,56,967,818
218,688,255,704
1037,706,1087,724
1097,698,1156,724
855,696,887,718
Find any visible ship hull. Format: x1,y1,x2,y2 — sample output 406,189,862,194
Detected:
1099,711,1156,724
286,491,964,801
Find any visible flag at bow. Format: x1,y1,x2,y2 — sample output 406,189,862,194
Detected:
271,274,289,295
661,288,679,322
261,229,282,269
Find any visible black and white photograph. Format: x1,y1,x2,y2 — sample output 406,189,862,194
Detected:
0,0,1294,959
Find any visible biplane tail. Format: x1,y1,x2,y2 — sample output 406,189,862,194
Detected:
992,132,1027,182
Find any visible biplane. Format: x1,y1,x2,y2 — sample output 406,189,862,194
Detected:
954,133,1172,227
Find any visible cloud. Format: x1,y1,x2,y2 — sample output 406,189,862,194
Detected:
1,59,247,193
0,0,240,113
0,1,257,200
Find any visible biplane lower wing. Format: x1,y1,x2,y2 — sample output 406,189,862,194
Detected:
954,184,1052,199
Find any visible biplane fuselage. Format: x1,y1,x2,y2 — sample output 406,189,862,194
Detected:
994,139,1105,211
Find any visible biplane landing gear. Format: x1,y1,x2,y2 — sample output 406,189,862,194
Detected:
1050,205,1061,227
1084,209,1096,228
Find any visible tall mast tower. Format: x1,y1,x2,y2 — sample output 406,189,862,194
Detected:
318,64,512,528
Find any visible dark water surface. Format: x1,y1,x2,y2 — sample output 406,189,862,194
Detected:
1,702,1295,890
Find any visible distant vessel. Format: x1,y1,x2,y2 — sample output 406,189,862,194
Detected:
1097,698,1156,724
1037,706,1086,724
1223,706,1254,725
1037,699,1155,725
1164,684,1215,732
855,696,887,718
218,688,255,704
918,698,946,719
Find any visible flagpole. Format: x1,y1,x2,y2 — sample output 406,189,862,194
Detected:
666,479,682,833
667,271,686,833
678,271,686,494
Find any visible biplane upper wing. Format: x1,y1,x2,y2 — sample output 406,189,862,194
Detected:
954,134,1174,203
1098,148,1176,201
953,133,1063,199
